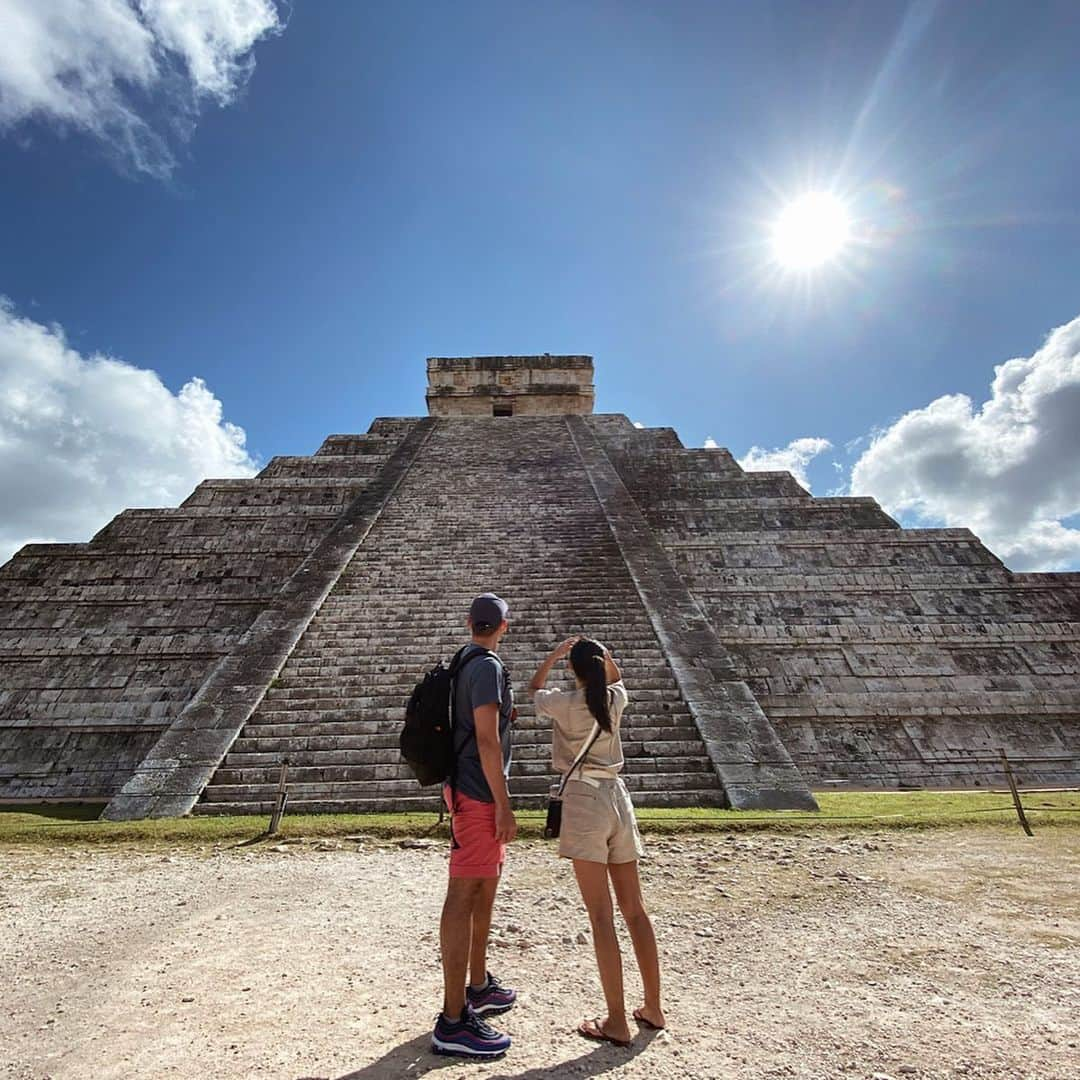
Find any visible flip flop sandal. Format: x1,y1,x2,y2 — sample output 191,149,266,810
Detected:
633,1008,666,1031
578,1018,632,1048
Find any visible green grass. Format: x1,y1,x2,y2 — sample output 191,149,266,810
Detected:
1,790,1077,847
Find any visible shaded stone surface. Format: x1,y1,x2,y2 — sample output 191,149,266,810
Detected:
102,419,438,819
567,416,816,810
587,413,1080,792
0,416,417,805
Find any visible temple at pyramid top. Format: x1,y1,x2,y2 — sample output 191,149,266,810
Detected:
426,354,595,416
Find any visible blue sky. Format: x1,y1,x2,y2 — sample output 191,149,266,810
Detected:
1,1,1079,569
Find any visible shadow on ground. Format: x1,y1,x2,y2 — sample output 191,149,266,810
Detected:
296,1027,658,1080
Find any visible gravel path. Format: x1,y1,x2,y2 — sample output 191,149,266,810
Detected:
1,828,1078,1080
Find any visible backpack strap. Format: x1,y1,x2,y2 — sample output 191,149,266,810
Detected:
446,646,506,802
448,646,502,729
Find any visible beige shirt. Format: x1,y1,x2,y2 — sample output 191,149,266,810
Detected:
534,680,629,779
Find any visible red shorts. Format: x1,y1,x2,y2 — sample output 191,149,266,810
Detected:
444,786,506,879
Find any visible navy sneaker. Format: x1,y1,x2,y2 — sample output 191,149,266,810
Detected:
431,1004,511,1058
467,971,518,1016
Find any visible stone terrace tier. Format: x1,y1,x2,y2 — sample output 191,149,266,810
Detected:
0,420,412,802
585,415,1080,791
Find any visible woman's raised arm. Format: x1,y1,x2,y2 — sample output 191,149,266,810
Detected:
603,647,622,686
529,637,578,693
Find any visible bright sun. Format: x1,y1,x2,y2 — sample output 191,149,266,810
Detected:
772,192,851,270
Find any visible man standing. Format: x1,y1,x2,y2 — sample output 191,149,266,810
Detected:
431,593,518,1058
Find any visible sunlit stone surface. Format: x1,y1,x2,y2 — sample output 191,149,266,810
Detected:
0,356,1076,818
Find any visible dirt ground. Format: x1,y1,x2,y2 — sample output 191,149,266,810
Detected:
1,827,1078,1080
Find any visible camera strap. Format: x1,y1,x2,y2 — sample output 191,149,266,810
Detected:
555,722,601,799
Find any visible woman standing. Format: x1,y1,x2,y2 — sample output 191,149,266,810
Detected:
530,636,666,1046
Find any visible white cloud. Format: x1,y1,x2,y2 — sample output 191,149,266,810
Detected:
850,314,1080,570
703,435,719,449
0,299,258,566
0,0,282,176
738,437,832,492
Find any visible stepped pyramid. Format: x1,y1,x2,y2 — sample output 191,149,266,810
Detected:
1,356,1077,819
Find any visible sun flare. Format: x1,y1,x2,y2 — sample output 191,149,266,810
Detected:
772,192,851,269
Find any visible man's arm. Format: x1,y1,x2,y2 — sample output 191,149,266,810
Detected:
474,702,517,843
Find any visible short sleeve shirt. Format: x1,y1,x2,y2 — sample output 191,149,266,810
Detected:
535,681,629,776
452,645,514,803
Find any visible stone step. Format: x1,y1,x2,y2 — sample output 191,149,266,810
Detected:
212,755,713,787
192,787,727,815
246,705,689,726
760,689,1080,713
316,434,407,456
282,659,675,677
243,712,697,735
243,708,695,729
296,616,659,627
292,632,662,648
257,686,687,707
329,547,630,558
711,622,1080,643
267,672,684,692
234,720,699,744
273,652,670,668
714,615,1073,630
223,739,707,766
684,570,1015,591
276,631,663,645
282,635,665,652
755,672,1073,695
289,636,666,653
308,607,650,622
257,455,388,479
199,770,723,802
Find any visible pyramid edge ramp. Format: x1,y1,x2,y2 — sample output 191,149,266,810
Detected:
101,418,438,820
566,415,818,811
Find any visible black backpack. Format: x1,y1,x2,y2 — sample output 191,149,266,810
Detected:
400,646,498,787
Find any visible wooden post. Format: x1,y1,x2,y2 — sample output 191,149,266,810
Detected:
999,749,1033,837
268,757,290,836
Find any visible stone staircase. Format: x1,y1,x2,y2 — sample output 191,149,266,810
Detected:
195,417,726,813
0,419,412,802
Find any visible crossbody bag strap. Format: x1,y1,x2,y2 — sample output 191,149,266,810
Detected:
556,722,601,799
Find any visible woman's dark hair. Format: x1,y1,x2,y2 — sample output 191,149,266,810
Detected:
570,637,612,732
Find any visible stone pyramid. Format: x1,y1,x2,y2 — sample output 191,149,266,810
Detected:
1,356,1077,819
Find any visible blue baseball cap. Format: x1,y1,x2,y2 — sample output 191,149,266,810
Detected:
469,593,509,627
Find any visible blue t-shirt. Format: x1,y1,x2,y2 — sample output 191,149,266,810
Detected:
451,644,514,802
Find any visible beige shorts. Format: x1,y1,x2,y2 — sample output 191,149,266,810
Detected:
558,777,644,864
